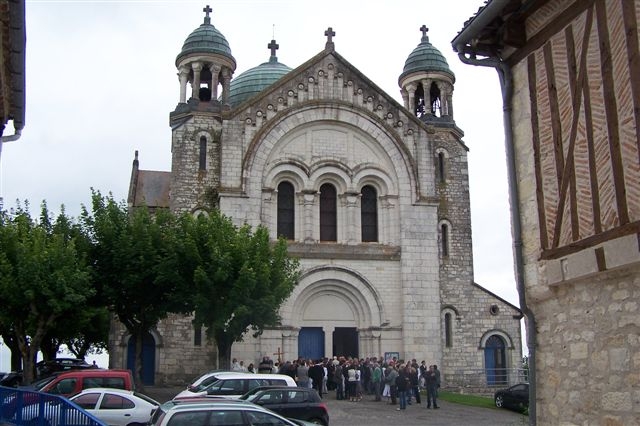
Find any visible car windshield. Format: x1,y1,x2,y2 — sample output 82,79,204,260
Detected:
244,394,258,402
30,375,57,390
191,376,222,392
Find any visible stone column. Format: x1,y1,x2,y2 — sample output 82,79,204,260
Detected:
178,66,189,103
422,79,432,114
191,62,202,100
209,64,221,100
302,191,316,242
406,83,416,114
282,328,298,365
344,192,359,244
221,67,232,105
324,326,335,358
446,84,454,118
400,88,409,110
262,189,274,238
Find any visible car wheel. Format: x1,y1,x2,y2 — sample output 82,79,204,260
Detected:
495,395,504,408
308,418,325,425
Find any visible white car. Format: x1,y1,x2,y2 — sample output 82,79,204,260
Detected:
175,373,297,399
183,370,236,394
70,388,159,426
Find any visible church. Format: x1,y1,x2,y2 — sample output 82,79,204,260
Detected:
110,5,523,389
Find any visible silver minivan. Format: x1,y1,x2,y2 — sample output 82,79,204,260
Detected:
174,373,296,399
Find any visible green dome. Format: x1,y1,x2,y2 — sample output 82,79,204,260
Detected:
227,44,292,107
399,30,454,81
176,15,234,65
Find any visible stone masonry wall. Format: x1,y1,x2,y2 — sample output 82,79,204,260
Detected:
533,266,639,425
170,112,222,213
433,125,523,387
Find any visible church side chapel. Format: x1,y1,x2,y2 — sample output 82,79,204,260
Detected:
115,5,523,389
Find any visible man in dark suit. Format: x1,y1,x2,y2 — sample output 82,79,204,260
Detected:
308,359,325,398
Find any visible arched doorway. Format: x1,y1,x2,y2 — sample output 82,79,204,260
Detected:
127,332,156,385
281,265,385,360
484,335,507,385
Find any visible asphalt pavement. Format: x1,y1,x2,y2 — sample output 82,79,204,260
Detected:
144,386,529,426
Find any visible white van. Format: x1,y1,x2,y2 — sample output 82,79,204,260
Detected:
174,373,296,399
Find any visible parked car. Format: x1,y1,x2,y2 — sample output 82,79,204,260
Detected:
175,373,296,399
0,372,22,387
184,370,236,393
494,383,529,412
150,399,317,426
4,369,137,421
70,388,159,426
30,369,135,397
35,358,95,378
242,386,329,425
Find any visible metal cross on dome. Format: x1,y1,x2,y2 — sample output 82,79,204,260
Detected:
268,39,279,57
420,25,429,38
203,5,212,24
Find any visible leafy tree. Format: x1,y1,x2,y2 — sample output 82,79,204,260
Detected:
188,212,300,368
82,192,193,388
0,203,93,384
61,306,110,360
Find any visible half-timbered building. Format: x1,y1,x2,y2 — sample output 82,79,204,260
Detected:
454,0,640,423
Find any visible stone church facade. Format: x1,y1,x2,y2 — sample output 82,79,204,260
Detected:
110,7,523,389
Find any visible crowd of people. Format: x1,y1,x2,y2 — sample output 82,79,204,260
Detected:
232,355,442,411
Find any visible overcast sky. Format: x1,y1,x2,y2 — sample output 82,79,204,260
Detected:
0,0,518,368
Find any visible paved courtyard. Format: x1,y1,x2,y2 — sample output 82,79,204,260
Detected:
146,387,529,426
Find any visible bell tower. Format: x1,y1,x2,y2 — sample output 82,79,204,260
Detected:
398,25,455,120
175,5,236,106
169,5,236,213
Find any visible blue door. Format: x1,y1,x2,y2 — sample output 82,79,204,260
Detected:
298,327,324,360
127,332,155,385
484,335,507,385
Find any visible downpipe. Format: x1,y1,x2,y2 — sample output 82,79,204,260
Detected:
456,48,537,425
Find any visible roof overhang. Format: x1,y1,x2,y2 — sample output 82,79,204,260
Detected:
1,0,26,141
451,0,545,60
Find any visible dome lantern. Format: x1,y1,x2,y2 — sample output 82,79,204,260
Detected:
175,5,237,105
399,25,455,120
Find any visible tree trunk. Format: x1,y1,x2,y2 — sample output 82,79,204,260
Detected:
40,338,59,361
135,331,145,392
216,337,233,370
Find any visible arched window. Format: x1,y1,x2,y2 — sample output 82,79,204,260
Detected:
319,183,337,242
441,223,449,256
438,152,445,183
194,324,202,346
444,313,452,348
361,185,378,242
199,136,207,171
277,181,295,240
430,82,441,116
414,82,426,118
